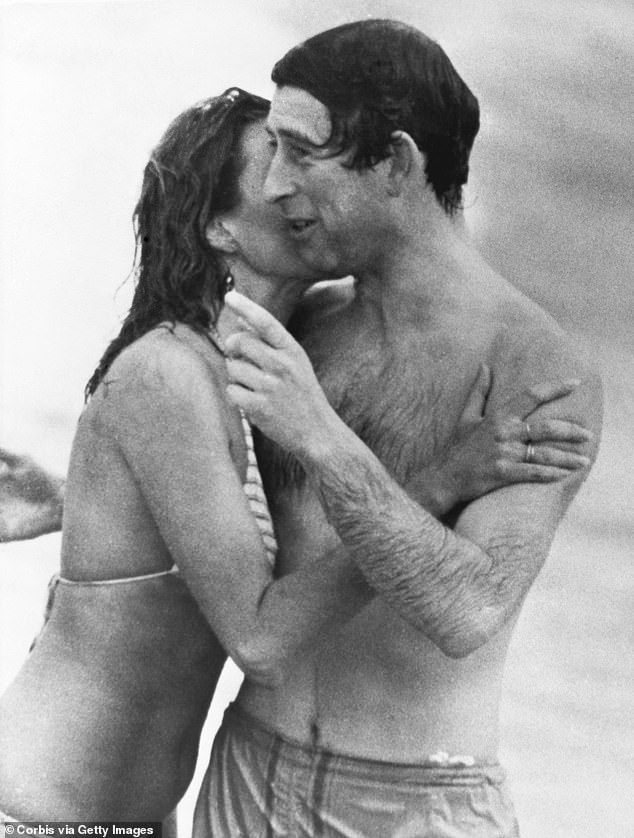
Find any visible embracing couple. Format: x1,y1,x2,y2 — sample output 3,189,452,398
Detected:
0,19,601,838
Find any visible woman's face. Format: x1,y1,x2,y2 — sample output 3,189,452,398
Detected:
218,119,325,282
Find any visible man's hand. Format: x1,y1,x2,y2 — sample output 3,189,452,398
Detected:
0,449,65,542
224,291,340,457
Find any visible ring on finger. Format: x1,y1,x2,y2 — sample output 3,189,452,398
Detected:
525,443,536,464
524,421,531,442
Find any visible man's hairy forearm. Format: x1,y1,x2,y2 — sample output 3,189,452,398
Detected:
300,429,536,657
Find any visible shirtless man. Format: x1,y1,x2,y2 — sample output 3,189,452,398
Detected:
195,20,603,837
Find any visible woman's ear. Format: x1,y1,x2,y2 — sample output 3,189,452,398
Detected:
205,219,239,254
386,131,425,196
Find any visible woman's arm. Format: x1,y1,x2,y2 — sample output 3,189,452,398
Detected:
98,333,370,685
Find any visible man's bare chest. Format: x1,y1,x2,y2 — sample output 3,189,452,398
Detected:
319,342,452,480
259,318,476,492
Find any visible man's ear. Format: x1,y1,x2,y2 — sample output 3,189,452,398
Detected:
386,131,425,196
205,219,239,254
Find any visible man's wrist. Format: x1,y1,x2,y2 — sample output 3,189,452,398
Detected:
298,413,362,474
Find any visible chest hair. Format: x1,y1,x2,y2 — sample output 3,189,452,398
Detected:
257,322,461,496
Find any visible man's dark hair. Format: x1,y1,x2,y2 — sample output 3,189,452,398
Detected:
272,19,479,215
85,88,270,399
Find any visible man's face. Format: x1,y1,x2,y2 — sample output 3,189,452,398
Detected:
218,119,322,283
263,86,389,277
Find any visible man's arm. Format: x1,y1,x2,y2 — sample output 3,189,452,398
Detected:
295,421,588,657
0,450,65,542
223,292,603,658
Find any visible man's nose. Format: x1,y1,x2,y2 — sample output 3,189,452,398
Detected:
263,150,295,204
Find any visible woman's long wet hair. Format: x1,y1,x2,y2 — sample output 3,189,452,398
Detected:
85,88,270,399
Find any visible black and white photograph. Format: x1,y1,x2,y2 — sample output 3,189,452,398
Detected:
1,2,632,836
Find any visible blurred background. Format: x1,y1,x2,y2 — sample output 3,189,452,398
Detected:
1,1,632,835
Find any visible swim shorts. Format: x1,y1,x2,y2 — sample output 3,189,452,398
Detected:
193,704,520,837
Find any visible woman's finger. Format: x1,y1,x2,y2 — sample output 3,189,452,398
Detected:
500,378,581,418
521,444,590,470
498,463,581,484
524,418,593,444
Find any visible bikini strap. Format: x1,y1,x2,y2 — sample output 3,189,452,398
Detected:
240,412,277,567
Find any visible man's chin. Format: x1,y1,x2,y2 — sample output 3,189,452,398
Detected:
295,243,343,278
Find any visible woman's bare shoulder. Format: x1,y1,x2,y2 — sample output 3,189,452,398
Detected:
85,324,229,435
101,324,224,393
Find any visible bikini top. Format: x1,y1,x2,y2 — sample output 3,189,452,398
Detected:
239,410,278,567
216,325,278,569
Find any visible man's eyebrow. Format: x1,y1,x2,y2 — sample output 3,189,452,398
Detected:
266,123,325,148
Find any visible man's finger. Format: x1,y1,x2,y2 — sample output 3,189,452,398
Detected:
224,291,291,349
225,384,265,426
224,331,280,369
225,358,268,393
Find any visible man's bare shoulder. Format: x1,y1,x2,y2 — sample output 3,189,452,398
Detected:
491,289,603,459
492,290,598,385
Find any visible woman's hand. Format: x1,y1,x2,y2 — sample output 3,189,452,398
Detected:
223,291,340,458
0,449,65,541
410,364,593,517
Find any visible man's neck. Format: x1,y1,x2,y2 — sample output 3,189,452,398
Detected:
353,211,477,320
